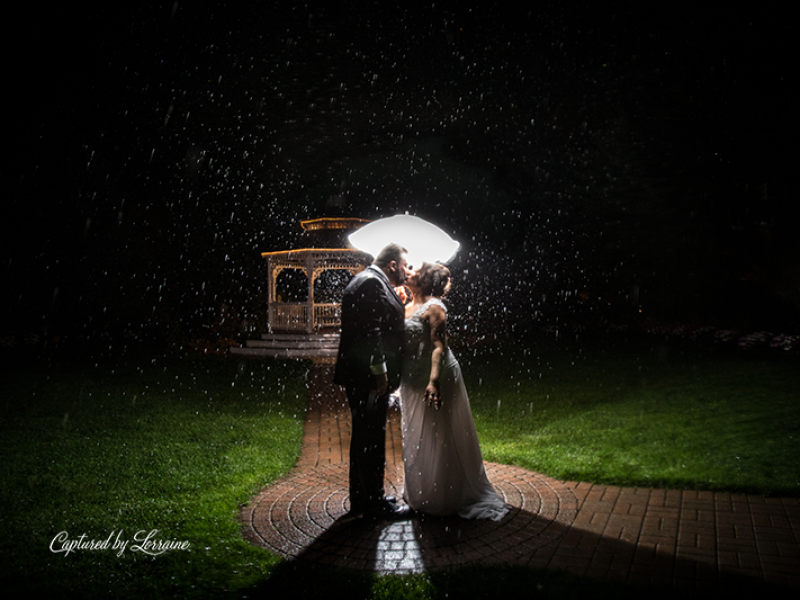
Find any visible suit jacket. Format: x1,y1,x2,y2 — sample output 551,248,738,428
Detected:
334,265,405,392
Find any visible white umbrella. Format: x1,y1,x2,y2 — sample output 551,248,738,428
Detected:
348,214,460,266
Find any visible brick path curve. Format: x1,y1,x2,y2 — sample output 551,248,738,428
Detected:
240,364,800,593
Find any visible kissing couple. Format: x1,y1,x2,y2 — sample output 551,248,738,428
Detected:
334,243,509,521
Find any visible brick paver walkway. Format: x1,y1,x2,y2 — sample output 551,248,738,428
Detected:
240,364,800,594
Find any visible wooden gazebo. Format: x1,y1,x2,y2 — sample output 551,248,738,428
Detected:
263,217,372,333
230,217,373,361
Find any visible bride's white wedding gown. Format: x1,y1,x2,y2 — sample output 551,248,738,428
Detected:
399,299,509,521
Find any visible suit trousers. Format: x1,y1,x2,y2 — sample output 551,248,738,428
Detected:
346,384,389,511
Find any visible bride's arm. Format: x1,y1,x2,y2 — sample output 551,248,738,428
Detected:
425,304,447,410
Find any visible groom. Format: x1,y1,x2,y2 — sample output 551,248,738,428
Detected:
334,243,412,520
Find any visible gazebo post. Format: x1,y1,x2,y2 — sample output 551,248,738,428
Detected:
266,255,274,334
306,254,315,334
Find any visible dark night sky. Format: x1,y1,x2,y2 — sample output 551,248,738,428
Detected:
4,2,798,345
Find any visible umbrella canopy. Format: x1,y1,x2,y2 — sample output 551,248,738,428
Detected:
348,214,460,266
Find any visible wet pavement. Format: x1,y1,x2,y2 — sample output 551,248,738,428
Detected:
240,364,800,593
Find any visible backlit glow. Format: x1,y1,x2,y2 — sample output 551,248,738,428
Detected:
348,214,460,266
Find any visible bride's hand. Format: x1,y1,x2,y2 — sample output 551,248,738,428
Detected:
424,382,441,410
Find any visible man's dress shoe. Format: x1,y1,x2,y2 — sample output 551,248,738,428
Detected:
348,497,412,521
365,499,413,521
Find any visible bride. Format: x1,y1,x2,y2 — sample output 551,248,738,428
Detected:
399,262,509,521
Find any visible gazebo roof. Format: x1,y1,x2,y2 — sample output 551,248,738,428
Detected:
260,247,369,260
299,217,370,232
261,216,373,262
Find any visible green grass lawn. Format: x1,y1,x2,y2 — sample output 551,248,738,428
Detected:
1,336,798,598
0,350,308,599
463,336,800,497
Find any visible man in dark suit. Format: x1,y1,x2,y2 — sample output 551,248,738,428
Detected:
334,243,413,520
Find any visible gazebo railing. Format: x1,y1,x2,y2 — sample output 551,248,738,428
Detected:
313,303,341,329
269,303,342,331
269,303,308,331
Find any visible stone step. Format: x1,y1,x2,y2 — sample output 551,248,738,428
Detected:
229,333,341,360
246,339,339,349
229,346,338,359
260,333,340,341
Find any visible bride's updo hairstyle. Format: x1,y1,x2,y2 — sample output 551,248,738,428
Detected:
416,262,451,298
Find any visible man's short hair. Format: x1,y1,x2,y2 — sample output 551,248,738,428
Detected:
373,243,408,268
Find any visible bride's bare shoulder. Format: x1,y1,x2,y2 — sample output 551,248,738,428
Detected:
422,301,447,324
